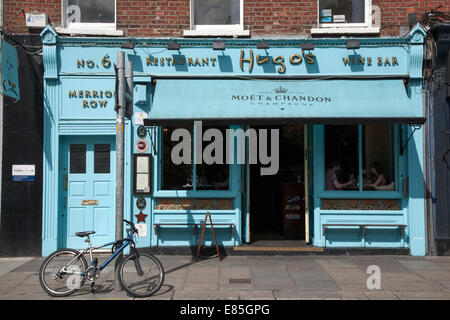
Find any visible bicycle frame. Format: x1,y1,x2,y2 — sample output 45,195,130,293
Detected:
60,237,137,277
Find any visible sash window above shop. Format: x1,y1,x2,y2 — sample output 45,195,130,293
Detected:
312,0,380,35
62,0,116,31
184,0,249,36
324,124,398,193
161,125,230,191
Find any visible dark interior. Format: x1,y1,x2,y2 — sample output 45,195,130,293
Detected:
249,125,306,241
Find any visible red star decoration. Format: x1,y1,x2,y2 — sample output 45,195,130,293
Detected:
135,211,148,223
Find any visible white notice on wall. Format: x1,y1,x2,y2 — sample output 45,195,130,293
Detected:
136,223,147,237
12,165,36,182
134,112,147,125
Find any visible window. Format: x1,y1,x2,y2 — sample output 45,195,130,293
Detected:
325,126,358,191
63,0,116,29
312,0,379,34
196,126,229,190
324,125,398,192
319,0,365,24
184,0,249,36
70,144,86,174
161,125,230,191
94,144,110,174
162,126,193,190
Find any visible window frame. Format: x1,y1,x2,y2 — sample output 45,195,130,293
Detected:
188,0,245,33
321,124,402,197
61,0,117,31
317,0,372,29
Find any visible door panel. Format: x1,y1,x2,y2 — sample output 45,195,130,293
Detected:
62,136,116,249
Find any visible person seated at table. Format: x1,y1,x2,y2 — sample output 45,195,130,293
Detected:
325,159,354,191
366,162,386,188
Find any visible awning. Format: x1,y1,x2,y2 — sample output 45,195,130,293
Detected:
144,79,425,126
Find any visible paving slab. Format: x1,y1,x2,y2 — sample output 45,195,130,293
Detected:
338,291,368,300
437,280,450,291
173,290,240,300
380,272,425,283
315,258,357,269
294,280,340,291
363,290,399,300
273,290,341,300
398,260,444,271
0,258,35,278
414,270,450,281
239,290,275,300
380,280,444,292
219,266,253,290
288,271,332,282
326,268,368,284
393,291,450,300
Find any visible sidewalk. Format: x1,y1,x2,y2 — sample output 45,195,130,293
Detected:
1,255,450,300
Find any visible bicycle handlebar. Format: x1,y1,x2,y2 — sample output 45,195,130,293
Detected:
123,219,138,236
123,218,134,226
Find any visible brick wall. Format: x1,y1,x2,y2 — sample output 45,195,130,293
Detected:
3,0,449,37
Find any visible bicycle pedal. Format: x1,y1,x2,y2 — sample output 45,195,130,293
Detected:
90,282,96,294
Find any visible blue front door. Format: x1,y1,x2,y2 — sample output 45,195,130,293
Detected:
61,136,116,249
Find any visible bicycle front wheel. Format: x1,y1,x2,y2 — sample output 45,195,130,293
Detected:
39,249,88,297
118,253,164,298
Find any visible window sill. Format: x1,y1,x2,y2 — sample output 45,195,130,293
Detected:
55,27,124,36
183,29,250,37
311,27,380,35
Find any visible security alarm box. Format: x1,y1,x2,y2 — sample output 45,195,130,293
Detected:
25,13,48,28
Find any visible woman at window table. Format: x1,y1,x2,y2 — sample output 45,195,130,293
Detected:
366,162,387,188
325,160,355,191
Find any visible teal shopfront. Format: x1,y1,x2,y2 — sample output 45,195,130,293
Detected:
40,25,428,256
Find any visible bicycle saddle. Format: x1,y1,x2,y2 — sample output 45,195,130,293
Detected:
75,231,96,237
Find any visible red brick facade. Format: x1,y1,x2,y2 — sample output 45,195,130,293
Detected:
3,0,449,37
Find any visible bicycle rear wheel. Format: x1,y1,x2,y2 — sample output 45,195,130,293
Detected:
118,253,164,298
39,249,88,297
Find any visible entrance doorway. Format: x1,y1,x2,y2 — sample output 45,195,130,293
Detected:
249,124,306,243
60,136,116,249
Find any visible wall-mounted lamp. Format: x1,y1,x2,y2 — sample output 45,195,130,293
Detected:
212,40,226,50
167,41,180,50
257,40,270,49
301,40,314,51
121,40,135,50
346,39,360,49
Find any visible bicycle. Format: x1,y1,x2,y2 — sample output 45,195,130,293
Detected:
39,219,164,298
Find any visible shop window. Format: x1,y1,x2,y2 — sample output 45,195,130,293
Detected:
70,144,86,174
161,125,230,191
325,126,358,191
94,144,110,174
63,0,116,29
196,127,229,190
185,0,248,36
162,126,193,190
324,125,397,192
362,125,396,191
